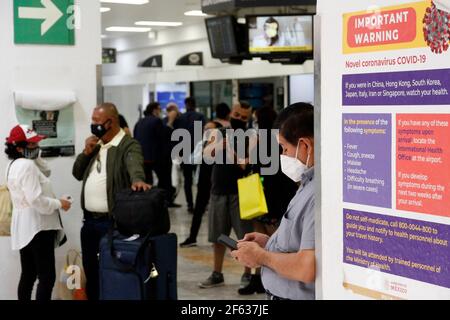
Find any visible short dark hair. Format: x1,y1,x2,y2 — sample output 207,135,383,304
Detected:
280,105,314,145
4,141,27,160
265,17,279,28
256,107,278,130
215,103,231,120
118,114,129,129
274,102,314,129
239,101,252,110
211,121,223,129
185,97,196,111
144,102,161,116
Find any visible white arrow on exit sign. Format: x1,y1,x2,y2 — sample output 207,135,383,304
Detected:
18,0,63,36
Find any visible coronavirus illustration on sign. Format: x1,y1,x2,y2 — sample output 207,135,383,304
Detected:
423,0,450,53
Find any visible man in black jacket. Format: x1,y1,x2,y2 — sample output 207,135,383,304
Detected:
175,97,206,213
134,102,176,204
134,103,165,185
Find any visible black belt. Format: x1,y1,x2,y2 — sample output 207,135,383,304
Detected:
83,210,110,220
266,290,290,301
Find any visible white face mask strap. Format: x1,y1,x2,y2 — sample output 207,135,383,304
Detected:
295,139,300,160
299,138,311,168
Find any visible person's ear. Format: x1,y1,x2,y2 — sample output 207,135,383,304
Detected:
302,138,313,154
297,138,307,153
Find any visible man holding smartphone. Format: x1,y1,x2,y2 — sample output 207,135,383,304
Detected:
231,104,316,300
199,102,256,291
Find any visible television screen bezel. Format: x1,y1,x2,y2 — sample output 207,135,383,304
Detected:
205,15,240,59
246,13,314,57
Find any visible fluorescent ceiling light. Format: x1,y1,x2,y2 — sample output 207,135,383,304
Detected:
184,10,208,17
101,35,108,39
100,0,149,4
135,21,183,27
106,26,152,32
100,7,111,13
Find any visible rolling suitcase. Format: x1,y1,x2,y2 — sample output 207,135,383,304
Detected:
99,231,178,300
150,233,178,300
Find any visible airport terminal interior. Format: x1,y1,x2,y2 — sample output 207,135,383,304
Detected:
0,0,449,301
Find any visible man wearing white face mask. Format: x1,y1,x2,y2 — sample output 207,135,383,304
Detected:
279,134,311,183
231,104,316,300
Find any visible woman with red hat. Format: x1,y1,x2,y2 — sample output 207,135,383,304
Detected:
4,125,72,301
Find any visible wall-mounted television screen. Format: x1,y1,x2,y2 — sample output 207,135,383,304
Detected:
248,15,313,55
205,16,239,59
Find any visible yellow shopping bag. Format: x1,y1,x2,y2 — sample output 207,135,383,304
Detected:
238,173,268,220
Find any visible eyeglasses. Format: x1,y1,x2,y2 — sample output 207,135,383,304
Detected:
96,154,101,174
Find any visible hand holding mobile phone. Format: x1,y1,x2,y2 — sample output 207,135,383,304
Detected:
218,234,238,251
62,195,73,204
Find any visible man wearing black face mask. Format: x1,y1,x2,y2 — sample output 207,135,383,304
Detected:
72,103,150,300
229,116,248,131
199,101,255,291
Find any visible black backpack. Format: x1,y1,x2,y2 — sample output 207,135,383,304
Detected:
113,188,170,237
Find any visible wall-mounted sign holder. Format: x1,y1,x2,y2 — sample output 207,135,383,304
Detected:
139,55,163,68
13,90,77,157
177,52,204,66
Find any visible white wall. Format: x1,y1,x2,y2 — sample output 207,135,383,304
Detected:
315,0,362,301
289,74,314,105
103,85,147,132
102,23,216,77
0,0,101,299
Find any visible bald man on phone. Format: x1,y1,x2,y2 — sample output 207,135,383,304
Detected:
73,103,150,300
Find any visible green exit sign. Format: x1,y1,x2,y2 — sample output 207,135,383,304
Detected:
14,0,75,45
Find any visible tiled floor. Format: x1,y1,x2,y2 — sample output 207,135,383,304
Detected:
169,190,265,300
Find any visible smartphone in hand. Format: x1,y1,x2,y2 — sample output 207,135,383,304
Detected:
218,234,238,251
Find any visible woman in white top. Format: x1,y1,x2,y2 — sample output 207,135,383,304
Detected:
5,125,71,301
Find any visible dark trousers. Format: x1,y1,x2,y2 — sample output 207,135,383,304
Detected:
80,216,112,301
158,160,176,203
144,162,158,185
18,230,57,301
188,164,212,241
181,164,196,208
145,161,175,203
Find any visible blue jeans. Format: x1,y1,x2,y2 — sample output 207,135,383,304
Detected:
80,215,112,300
